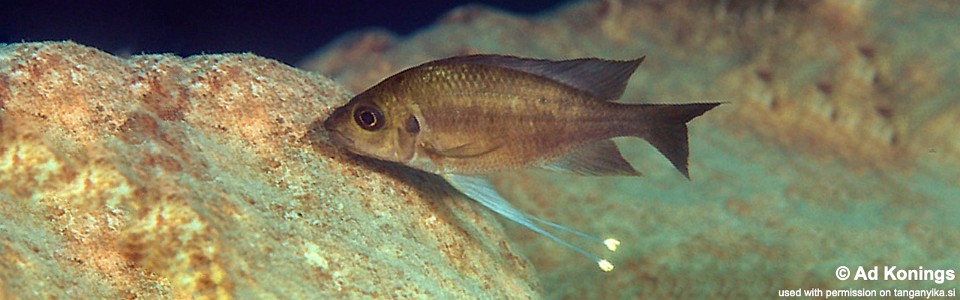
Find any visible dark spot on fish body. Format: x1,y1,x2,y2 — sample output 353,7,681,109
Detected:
405,115,420,133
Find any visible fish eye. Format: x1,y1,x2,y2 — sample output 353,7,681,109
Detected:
353,105,384,131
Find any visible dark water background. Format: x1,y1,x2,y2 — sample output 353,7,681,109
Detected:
0,0,565,65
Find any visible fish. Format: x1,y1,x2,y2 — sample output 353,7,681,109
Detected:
323,55,720,271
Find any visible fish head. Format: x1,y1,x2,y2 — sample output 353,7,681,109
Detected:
323,90,421,165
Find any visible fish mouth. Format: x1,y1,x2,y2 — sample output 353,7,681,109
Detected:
322,113,353,148
325,129,355,150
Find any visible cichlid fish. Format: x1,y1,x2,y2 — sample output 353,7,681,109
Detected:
323,55,720,271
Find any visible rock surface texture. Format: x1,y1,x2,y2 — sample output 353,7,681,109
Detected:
0,42,537,298
302,1,960,298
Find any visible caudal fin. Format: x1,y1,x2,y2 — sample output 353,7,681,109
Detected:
634,103,721,179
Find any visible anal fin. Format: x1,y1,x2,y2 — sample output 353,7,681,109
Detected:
540,140,641,176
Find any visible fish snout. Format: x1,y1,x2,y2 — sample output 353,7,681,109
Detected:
323,108,355,149
323,107,346,132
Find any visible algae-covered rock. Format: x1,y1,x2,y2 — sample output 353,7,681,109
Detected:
302,1,960,298
0,41,537,298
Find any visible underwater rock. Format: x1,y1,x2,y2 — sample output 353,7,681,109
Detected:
0,41,537,298
303,1,960,298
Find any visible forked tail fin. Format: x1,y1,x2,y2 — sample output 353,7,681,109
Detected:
634,103,721,179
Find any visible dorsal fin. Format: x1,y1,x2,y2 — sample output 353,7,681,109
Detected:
424,55,644,101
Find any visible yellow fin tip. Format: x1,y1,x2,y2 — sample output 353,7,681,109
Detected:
604,238,620,252
598,259,614,272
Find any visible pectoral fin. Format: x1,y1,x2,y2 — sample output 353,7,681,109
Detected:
430,140,502,159
540,140,642,176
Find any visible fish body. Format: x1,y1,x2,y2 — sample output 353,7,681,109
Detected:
323,55,720,271
325,55,717,177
